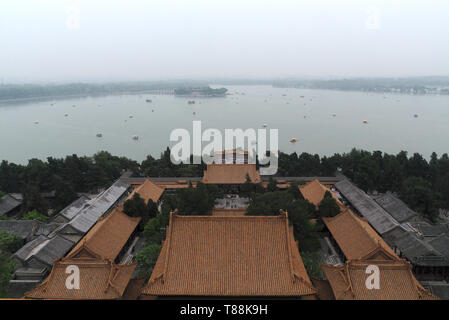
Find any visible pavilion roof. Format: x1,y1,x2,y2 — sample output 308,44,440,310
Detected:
127,178,164,203
202,164,261,184
141,212,316,297
24,259,136,300
66,208,140,261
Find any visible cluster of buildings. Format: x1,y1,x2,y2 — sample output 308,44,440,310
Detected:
2,150,448,299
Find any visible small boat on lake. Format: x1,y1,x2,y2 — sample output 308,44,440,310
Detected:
132,135,139,140
96,132,103,137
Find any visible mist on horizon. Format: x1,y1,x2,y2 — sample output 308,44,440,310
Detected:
1,0,449,83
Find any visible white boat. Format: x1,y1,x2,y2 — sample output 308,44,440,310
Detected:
96,132,103,137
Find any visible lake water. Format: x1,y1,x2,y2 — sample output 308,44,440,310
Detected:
1,85,448,164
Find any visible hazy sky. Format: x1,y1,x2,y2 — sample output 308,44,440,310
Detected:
1,0,449,82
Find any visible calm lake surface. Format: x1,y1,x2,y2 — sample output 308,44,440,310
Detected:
1,85,448,164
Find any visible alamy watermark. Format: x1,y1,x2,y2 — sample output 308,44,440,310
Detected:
169,121,279,175
65,265,80,290
365,265,380,290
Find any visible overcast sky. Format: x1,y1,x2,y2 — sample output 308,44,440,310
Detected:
1,0,449,82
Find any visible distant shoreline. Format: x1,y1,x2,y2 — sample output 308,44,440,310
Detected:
0,90,174,104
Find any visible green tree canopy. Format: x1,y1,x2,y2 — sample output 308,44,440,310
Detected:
21,209,49,223
135,243,162,278
176,182,221,215
0,250,15,298
267,177,278,192
147,199,159,220
287,180,305,200
318,191,341,218
21,185,49,216
123,193,150,228
401,176,438,221
0,231,23,253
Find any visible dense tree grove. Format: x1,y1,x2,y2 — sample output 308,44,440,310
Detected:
123,193,157,229
175,182,223,215
0,251,14,298
21,210,49,222
0,232,21,297
0,232,23,253
134,200,172,277
318,191,341,218
140,148,205,177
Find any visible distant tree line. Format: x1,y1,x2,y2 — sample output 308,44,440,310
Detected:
273,77,449,95
0,81,208,101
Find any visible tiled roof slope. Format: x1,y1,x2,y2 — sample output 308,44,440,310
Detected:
202,164,261,184
394,233,449,267
0,194,22,215
322,260,438,300
66,179,129,233
323,209,399,261
0,220,42,240
142,212,316,297
57,195,91,221
66,208,140,261
24,259,136,300
335,180,400,235
127,178,164,203
13,234,74,268
373,192,418,223
299,178,343,208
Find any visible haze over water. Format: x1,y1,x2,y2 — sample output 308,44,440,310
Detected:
1,85,448,164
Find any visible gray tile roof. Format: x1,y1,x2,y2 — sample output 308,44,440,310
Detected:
65,179,129,233
421,281,449,300
335,180,400,235
7,280,40,299
428,235,449,257
394,233,449,267
0,220,62,240
410,222,449,237
0,220,39,239
0,194,22,215
56,195,91,221
13,234,74,267
373,192,418,223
